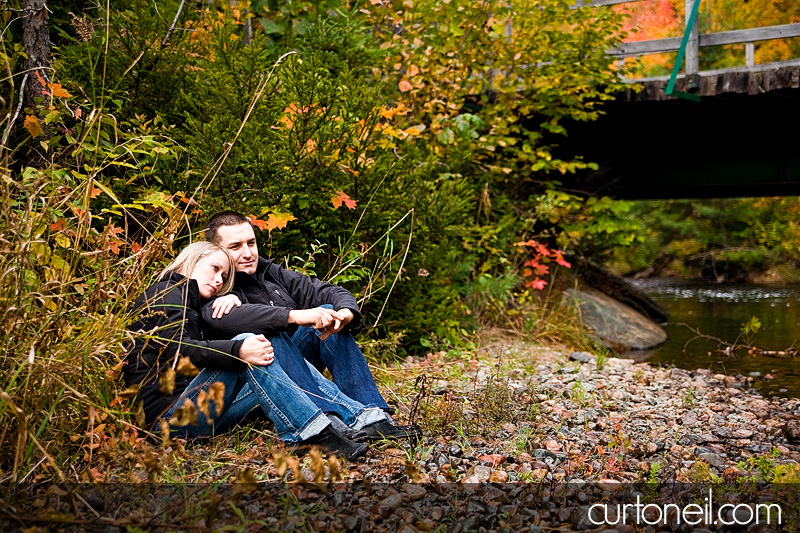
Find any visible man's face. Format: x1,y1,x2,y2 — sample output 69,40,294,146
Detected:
215,223,259,275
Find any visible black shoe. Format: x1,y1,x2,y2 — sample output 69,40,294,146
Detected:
328,414,368,441
300,425,369,461
355,420,422,442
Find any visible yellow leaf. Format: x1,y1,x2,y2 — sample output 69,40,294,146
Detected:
118,384,141,399
159,367,176,395
24,115,43,138
169,400,198,427
328,454,343,481
232,467,258,496
196,389,212,422
133,400,146,427
195,382,224,423
207,382,225,414
266,211,297,232
160,419,171,447
308,448,326,482
176,356,199,377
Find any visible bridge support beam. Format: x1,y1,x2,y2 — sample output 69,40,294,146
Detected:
685,0,699,83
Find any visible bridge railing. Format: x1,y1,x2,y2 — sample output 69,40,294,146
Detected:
577,0,800,79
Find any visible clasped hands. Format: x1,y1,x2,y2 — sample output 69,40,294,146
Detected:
288,307,353,340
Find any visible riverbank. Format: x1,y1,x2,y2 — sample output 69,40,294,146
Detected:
365,329,800,486
5,330,800,530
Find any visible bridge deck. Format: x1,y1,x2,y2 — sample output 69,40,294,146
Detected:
621,63,800,102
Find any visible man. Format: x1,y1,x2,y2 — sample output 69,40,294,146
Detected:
201,211,417,441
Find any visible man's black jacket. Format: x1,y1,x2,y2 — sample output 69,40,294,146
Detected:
124,272,245,427
201,257,363,338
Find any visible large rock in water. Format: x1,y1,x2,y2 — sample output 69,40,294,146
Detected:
566,288,667,350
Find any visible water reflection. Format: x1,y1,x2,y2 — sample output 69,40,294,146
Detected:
625,279,800,398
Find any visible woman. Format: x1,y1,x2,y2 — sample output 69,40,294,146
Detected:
123,242,383,460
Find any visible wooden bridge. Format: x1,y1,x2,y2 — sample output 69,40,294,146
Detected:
563,0,800,199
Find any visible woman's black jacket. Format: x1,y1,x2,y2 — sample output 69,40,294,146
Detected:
124,272,245,428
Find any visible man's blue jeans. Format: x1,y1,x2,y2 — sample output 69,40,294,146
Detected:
163,335,384,442
269,309,390,412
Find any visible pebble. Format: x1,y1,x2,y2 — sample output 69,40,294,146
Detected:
570,352,593,363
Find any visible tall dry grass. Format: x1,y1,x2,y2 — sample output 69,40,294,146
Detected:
0,166,186,482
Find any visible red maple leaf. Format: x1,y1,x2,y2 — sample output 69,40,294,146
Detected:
529,279,548,290
554,251,572,268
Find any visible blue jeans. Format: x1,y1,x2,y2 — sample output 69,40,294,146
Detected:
285,305,390,411
164,335,383,442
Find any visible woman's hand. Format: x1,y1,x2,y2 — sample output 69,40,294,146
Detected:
211,294,242,319
239,334,274,366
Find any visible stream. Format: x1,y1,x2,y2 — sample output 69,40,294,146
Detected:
624,279,800,398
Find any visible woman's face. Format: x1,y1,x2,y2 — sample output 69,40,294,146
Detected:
191,250,230,299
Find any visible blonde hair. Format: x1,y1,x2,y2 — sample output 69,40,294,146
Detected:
160,242,236,296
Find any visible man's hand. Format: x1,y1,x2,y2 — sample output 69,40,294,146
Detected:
288,307,353,340
239,334,274,366
210,294,241,319
319,308,353,340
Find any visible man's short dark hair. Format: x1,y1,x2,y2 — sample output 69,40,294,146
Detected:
204,211,251,244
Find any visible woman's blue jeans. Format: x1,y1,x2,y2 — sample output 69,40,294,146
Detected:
163,334,383,442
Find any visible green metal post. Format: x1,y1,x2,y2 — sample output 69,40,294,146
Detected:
665,0,702,102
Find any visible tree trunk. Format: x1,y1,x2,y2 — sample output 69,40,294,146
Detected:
22,0,52,166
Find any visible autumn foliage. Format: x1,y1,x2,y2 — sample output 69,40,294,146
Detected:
617,0,800,75
0,0,639,482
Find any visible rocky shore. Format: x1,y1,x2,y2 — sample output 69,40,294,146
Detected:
5,336,800,531
356,338,800,486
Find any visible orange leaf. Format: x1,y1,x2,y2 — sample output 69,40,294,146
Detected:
398,79,413,92
49,83,72,98
266,212,296,232
331,191,358,210
107,224,124,236
34,71,50,95
24,115,43,138
74,108,82,119
132,242,143,253
50,219,64,232
248,214,268,231
90,186,102,199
